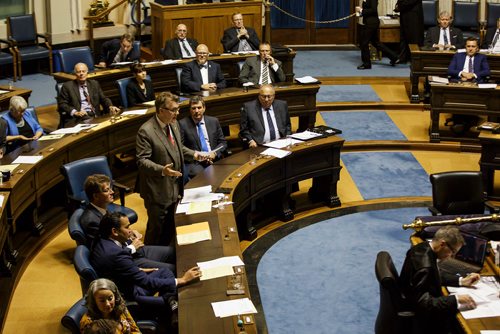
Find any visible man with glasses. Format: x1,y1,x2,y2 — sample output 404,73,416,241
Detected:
399,226,480,334
162,24,198,60
239,84,291,148
180,44,226,93
221,12,260,53
136,92,207,245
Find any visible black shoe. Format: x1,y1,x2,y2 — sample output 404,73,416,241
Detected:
357,64,371,70
451,123,465,135
390,58,401,66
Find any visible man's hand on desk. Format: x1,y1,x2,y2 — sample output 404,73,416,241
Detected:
248,140,257,148
97,62,107,68
457,294,477,310
109,106,120,115
177,266,202,286
74,110,89,118
461,273,480,287
201,83,217,91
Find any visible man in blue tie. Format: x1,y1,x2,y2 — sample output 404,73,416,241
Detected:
423,11,464,50
178,96,227,182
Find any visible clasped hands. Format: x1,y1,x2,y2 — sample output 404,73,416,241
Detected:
74,106,120,118
237,27,249,39
460,71,477,81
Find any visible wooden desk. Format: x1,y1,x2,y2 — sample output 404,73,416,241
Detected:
175,135,343,333
379,20,400,44
0,86,31,111
409,45,500,103
429,84,500,143
479,131,500,200
52,52,296,105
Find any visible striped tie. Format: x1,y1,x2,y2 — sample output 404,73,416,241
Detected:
262,62,269,85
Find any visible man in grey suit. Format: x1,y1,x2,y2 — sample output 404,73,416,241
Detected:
179,96,227,182
136,92,207,245
58,62,119,127
424,11,464,50
239,42,286,85
239,84,291,148
180,44,226,93
163,24,198,60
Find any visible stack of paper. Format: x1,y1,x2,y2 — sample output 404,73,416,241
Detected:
176,221,212,245
122,109,148,116
211,298,257,318
264,138,302,149
197,256,244,281
51,123,98,135
448,277,500,319
12,155,43,164
260,147,291,159
295,76,319,84
290,131,322,141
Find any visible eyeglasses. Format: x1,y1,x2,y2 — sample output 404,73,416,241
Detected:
161,107,179,113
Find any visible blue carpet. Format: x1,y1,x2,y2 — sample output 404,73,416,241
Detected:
294,50,410,78
317,85,381,102
0,74,57,108
257,207,429,334
341,152,431,199
321,111,407,141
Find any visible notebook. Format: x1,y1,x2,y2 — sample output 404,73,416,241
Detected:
438,232,489,276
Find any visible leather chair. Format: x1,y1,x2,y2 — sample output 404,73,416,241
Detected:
429,171,498,215
6,14,52,80
116,74,152,108
452,1,480,40
0,40,17,81
73,244,99,295
483,3,500,45
175,67,183,92
60,156,138,224
57,46,95,73
374,251,414,334
422,0,438,30
68,208,87,247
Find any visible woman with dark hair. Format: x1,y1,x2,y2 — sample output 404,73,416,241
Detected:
80,278,140,334
126,63,155,106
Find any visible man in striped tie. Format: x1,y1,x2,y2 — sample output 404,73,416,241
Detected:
239,42,286,86
482,18,500,51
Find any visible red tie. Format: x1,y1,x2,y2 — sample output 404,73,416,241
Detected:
166,126,175,145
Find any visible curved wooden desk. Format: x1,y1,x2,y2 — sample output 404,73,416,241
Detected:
176,135,344,333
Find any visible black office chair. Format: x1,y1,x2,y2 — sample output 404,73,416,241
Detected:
374,251,414,334
429,171,498,216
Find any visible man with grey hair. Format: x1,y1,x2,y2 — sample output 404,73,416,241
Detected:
424,11,464,50
163,23,198,60
399,226,480,333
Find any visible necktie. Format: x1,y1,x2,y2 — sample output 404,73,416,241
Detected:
262,62,269,85
265,108,276,141
492,30,499,48
82,85,95,117
442,28,449,45
197,122,209,152
181,39,192,57
166,125,175,145
468,56,474,73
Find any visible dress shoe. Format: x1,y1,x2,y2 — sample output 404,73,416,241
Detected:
390,58,401,66
451,123,465,135
357,64,371,70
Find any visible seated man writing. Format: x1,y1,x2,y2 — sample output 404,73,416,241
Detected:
97,33,140,68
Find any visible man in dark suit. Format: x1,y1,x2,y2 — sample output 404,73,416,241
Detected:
82,174,176,270
180,44,226,93
90,212,201,326
239,42,286,84
58,62,120,127
399,226,479,334
482,18,500,50
355,0,399,70
448,37,490,83
394,0,424,63
424,11,464,50
179,96,227,182
239,84,291,148
136,92,208,245
221,12,260,52
163,23,198,60
97,33,140,68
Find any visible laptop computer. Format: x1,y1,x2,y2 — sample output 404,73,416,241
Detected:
438,232,489,276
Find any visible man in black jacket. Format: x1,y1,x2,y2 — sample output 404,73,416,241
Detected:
424,11,464,50
163,24,198,60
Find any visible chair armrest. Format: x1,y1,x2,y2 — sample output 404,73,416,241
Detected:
428,206,441,216
113,181,131,207
36,33,50,42
485,201,500,214
7,37,18,46
0,38,13,47
67,194,86,213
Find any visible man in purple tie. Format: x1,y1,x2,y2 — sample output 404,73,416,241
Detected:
448,37,490,83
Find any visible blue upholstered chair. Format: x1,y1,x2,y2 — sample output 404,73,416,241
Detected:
422,0,437,30
452,1,480,40
60,156,138,224
6,14,52,80
133,40,141,58
0,40,17,81
73,244,99,295
68,208,87,247
116,74,151,108
57,46,95,73
484,3,500,45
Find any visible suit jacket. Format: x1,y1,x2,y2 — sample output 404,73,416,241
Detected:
90,238,176,300
482,27,499,49
126,79,155,106
179,115,227,159
399,242,459,334
239,56,286,85
397,0,424,45
239,99,291,145
448,52,490,83
136,116,195,207
180,60,226,93
57,79,113,127
80,204,103,243
424,26,464,49
99,39,140,66
221,26,260,52
163,38,198,59
361,0,381,27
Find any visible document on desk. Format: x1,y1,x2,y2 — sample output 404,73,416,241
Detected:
121,109,148,116
260,147,291,158
291,130,323,141
481,331,500,334
264,138,302,149
0,194,4,208
181,185,219,203
38,134,65,141
0,90,9,94
295,76,320,84
197,256,244,281
211,298,257,318
448,277,500,319
478,84,497,89
187,201,212,215
51,124,98,134
176,221,212,245
0,164,19,173
12,155,43,164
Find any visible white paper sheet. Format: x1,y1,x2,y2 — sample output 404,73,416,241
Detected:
448,277,500,319
186,201,213,215
260,147,291,159
0,194,4,207
264,138,302,149
38,134,65,141
295,76,319,84
175,202,189,214
211,298,257,318
478,84,497,89
181,185,215,203
197,256,244,281
0,164,19,173
290,131,323,141
121,109,149,116
176,221,212,245
51,123,97,134
12,155,43,164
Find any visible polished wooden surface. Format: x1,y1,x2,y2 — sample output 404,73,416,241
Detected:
0,86,31,111
479,131,500,200
52,52,296,105
409,45,500,102
429,84,500,143
150,1,262,57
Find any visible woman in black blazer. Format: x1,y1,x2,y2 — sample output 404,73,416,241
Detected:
126,63,155,106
